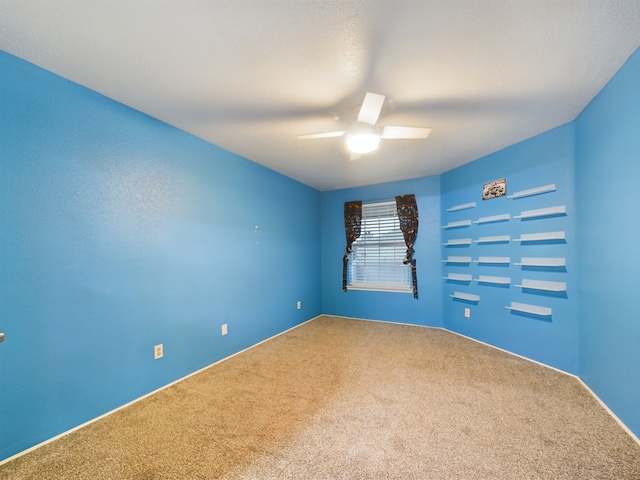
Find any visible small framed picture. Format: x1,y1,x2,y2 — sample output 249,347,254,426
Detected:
482,178,506,200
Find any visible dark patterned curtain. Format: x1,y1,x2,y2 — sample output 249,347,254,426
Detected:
343,201,362,292
396,194,419,299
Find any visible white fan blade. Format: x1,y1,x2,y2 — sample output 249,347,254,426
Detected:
297,131,345,140
357,92,385,125
350,153,362,161
381,126,431,139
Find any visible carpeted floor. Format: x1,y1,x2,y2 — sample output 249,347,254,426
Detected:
2,315,639,479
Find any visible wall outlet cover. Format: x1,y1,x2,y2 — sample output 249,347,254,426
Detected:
154,344,163,359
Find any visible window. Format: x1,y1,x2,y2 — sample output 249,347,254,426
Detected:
347,200,412,293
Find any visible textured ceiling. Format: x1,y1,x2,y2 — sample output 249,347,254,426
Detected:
1,1,640,190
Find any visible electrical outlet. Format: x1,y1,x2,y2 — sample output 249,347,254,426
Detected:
297,301,301,310
154,344,163,359
221,324,228,336
464,308,470,318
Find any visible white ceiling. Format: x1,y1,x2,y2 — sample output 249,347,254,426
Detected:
1,1,640,191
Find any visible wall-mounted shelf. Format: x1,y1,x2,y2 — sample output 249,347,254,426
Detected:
474,235,510,244
441,220,472,229
442,256,472,263
513,205,566,219
443,273,473,281
450,292,480,302
442,238,472,246
474,256,511,264
473,213,510,224
507,184,556,199
446,202,476,212
505,302,552,316
514,279,566,292
514,257,566,267
513,231,565,242
474,275,511,285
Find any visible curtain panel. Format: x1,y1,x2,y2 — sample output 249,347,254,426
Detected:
342,201,362,291
396,194,419,298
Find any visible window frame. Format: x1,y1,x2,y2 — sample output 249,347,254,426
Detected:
347,200,412,294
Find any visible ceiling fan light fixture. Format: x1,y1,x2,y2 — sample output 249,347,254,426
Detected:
346,122,380,154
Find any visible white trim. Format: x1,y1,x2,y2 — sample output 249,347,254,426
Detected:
577,378,640,447
440,326,574,377
0,315,322,467
349,200,412,291
347,284,413,294
323,314,570,374
322,314,640,446
4,313,638,465
323,314,436,329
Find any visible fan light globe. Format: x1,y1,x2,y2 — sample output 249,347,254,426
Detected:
346,123,380,154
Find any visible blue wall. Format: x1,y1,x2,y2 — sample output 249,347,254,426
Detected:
2,43,639,462
440,124,578,374
575,48,640,437
0,51,321,461
320,177,443,326
319,46,640,440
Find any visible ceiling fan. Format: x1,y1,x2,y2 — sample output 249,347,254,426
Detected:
297,92,431,160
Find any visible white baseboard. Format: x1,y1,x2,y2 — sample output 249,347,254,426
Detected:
4,313,637,465
0,315,322,467
577,378,640,447
438,326,576,378
322,313,443,329
322,314,640,447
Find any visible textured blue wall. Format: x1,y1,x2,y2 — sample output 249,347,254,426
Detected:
575,48,640,438
320,177,443,326
2,43,639,462
440,124,578,374
0,51,321,461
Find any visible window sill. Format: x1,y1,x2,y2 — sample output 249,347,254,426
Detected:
347,284,413,294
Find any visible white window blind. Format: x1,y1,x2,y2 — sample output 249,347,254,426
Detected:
348,200,412,293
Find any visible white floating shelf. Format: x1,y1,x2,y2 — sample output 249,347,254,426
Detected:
474,235,510,244
474,275,511,285
505,302,552,316
515,279,566,291
443,273,473,281
450,292,480,302
474,213,510,224
446,202,476,212
514,231,565,242
514,257,566,267
442,256,472,263
514,205,566,219
508,184,556,199
442,238,472,246
441,219,472,229
474,256,511,264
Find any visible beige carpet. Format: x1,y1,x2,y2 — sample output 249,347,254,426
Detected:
2,316,639,479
